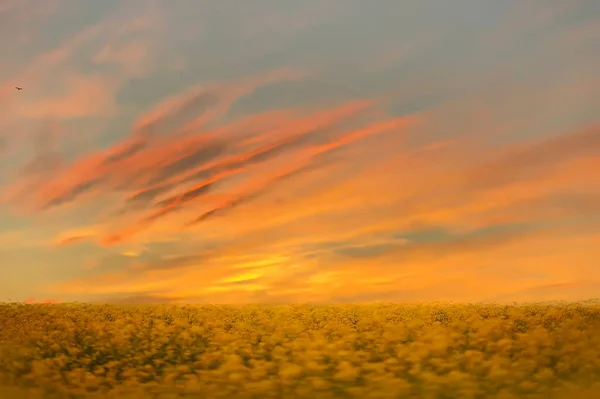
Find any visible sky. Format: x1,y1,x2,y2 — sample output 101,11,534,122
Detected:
0,0,599,305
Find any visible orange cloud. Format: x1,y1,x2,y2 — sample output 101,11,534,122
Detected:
2,0,599,304
23,297,61,304
51,226,99,247
38,113,600,304
46,227,600,304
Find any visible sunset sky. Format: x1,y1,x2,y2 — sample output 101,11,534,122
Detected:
0,0,599,304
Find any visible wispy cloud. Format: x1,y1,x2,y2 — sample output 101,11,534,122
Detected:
1,0,598,303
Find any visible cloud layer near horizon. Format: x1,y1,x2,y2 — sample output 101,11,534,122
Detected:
1,0,599,304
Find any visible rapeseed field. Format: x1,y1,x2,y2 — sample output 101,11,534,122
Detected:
1,301,599,398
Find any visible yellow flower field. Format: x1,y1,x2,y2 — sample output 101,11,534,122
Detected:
1,301,599,398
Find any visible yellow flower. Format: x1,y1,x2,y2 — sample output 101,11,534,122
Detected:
333,360,359,382
278,362,303,380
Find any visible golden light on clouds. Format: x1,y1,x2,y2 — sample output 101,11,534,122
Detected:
0,0,598,304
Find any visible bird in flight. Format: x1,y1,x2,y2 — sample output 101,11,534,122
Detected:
15,87,23,91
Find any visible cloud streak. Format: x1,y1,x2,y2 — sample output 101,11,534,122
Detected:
1,0,599,304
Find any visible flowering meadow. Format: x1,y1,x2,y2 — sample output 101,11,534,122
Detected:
1,301,599,398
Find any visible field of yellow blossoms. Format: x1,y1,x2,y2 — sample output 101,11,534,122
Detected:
1,301,600,398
